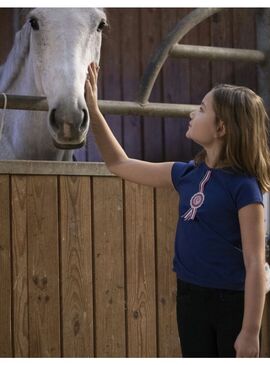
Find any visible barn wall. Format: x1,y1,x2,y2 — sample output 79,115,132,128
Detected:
0,8,259,162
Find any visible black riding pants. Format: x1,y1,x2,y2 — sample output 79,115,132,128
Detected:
176,278,262,357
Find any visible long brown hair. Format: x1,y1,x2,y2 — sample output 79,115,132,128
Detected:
194,84,270,193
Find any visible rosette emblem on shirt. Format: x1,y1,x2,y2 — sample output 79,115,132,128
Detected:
181,170,212,221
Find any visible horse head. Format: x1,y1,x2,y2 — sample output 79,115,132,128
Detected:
27,8,107,149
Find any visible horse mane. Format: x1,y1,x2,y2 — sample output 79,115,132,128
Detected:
0,21,31,91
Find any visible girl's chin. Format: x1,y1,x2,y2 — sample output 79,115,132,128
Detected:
186,133,200,145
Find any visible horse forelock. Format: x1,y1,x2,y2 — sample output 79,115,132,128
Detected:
0,22,31,91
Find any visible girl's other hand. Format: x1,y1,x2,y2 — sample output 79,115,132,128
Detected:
85,62,100,115
234,329,260,357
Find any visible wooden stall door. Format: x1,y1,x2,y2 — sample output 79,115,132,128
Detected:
0,170,269,357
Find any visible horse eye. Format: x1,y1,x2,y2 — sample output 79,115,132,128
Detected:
29,18,39,31
97,20,106,32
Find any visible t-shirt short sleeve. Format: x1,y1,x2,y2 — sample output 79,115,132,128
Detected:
233,176,264,210
171,160,194,190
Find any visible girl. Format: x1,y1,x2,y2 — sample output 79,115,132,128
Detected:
85,62,270,358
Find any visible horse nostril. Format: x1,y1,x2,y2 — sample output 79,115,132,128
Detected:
49,109,59,132
80,109,88,132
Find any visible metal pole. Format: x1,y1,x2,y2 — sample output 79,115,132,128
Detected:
136,8,223,105
0,94,197,118
170,44,265,63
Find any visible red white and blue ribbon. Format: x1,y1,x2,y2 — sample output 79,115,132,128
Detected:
181,170,212,221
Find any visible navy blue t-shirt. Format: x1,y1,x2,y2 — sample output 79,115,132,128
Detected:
171,160,264,291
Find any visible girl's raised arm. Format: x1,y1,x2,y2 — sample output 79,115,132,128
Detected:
85,63,174,188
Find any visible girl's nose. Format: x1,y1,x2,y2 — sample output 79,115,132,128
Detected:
190,110,195,119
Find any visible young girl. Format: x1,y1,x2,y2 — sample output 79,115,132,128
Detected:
85,62,270,358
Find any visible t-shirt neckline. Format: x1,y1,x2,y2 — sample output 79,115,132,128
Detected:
202,161,219,171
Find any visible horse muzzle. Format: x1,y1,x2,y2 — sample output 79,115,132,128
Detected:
53,139,86,150
48,105,89,150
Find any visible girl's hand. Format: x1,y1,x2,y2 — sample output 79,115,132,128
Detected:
85,62,100,115
234,329,260,357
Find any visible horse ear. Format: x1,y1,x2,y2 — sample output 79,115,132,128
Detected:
18,8,34,28
96,8,107,18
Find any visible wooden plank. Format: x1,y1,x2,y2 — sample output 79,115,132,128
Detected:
211,9,234,85
141,8,163,162
155,187,180,357
189,15,211,157
261,294,270,357
12,176,29,357
0,161,112,176
60,176,94,357
0,9,14,64
0,175,12,357
162,8,191,162
121,9,142,159
93,176,126,357
125,181,156,357
27,176,60,356
176,7,195,162
233,9,257,90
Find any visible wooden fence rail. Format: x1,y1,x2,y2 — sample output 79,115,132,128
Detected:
0,161,269,357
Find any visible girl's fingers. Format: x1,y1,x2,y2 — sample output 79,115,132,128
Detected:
88,63,95,77
88,63,98,85
85,79,93,94
88,65,96,88
89,62,96,75
93,63,98,82
85,75,97,101
91,62,99,79
85,80,92,96
85,81,95,105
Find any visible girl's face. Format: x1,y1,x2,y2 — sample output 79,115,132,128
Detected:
186,91,225,146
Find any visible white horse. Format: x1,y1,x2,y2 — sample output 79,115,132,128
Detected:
0,8,107,160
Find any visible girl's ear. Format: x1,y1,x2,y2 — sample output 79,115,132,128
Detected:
217,120,226,137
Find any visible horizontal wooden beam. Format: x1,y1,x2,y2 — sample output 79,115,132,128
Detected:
0,94,196,118
0,160,114,176
170,44,266,63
